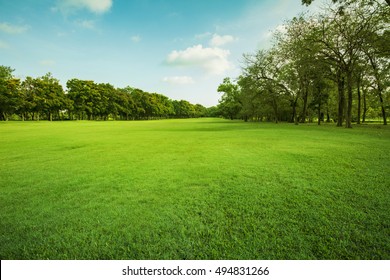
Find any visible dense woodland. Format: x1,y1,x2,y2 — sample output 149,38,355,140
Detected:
217,0,389,126
0,68,208,121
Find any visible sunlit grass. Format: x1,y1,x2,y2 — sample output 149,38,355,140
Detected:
0,119,389,259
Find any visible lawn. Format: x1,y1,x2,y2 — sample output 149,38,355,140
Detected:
0,118,389,259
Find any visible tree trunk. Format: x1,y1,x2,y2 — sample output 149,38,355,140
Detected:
337,72,345,127
357,74,361,125
345,70,353,128
326,102,330,123
362,90,367,123
317,106,321,125
272,97,278,124
317,90,321,126
377,85,387,125
301,86,308,123
367,53,387,125
291,97,299,125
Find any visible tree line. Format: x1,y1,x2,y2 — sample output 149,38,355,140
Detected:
217,0,389,127
0,67,208,121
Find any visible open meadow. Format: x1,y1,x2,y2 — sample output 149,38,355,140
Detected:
0,118,389,259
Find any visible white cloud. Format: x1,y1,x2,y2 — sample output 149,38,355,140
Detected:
210,34,236,47
162,76,195,85
131,35,141,43
166,45,232,75
56,0,112,14
0,22,29,34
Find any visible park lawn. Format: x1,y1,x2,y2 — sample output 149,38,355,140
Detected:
0,118,389,259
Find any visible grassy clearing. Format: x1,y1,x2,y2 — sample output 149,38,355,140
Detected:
0,118,389,259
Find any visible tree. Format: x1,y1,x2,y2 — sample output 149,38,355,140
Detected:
172,100,195,118
359,3,390,125
242,49,295,123
116,87,135,120
0,66,214,122
0,66,20,121
67,79,97,120
219,0,389,127
274,16,328,124
217,77,242,120
39,73,66,121
302,0,389,127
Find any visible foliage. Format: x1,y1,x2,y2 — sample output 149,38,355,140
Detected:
218,0,389,126
217,78,242,120
0,70,208,121
302,0,390,7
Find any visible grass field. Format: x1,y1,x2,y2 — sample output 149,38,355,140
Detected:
0,118,389,260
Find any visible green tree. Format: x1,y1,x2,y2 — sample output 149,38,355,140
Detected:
38,73,66,121
116,87,136,120
217,77,242,120
0,66,20,121
172,100,195,118
359,3,390,124
242,50,294,123
66,79,97,120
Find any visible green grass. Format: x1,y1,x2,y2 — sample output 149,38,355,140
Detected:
0,118,389,260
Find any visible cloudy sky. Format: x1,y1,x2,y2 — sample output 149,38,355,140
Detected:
0,0,321,106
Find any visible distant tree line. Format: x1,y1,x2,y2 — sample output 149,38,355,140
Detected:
0,67,209,121
217,0,389,126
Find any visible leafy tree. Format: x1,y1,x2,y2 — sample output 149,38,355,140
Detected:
39,73,66,121
194,104,207,117
242,49,295,123
67,79,98,120
0,67,212,122
206,106,220,117
224,0,389,127
358,2,390,124
217,77,242,120
0,66,20,121
274,16,325,123
172,100,196,118
116,87,136,120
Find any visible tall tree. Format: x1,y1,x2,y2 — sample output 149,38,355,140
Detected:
0,66,20,121
38,73,66,121
359,2,390,124
217,77,242,120
312,1,388,127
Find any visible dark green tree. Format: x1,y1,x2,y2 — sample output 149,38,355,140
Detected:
217,77,242,120
0,66,20,121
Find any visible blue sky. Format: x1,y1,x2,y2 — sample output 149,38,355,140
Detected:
0,0,321,106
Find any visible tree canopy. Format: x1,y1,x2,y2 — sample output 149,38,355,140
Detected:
302,0,390,7
218,0,389,126
0,68,208,121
